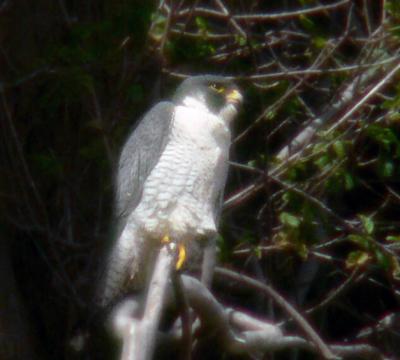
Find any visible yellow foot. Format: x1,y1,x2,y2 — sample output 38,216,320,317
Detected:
176,244,186,270
161,234,170,244
161,235,186,270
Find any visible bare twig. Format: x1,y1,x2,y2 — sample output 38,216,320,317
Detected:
174,0,350,22
223,179,264,210
214,267,338,359
233,0,350,22
243,57,399,81
306,270,365,314
326,61,400,134
276,55,396,161
213,0,246,38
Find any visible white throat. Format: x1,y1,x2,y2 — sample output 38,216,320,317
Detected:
181,95,210,113
219,103,238,124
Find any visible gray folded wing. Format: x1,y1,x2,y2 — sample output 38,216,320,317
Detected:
115,101,175,230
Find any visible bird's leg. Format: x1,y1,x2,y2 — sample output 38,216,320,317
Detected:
201,236,216,287
161,234,187,270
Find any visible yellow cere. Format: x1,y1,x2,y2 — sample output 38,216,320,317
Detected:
226,89,241,102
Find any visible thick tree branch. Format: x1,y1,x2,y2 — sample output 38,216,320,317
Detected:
111,270,382,359
114,245,175,360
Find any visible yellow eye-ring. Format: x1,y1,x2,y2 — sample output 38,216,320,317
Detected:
209,83,225,93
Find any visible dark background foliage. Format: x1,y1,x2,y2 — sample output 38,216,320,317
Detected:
1,0,399,359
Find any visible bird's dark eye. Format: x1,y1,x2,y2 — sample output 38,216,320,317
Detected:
209,83,225,93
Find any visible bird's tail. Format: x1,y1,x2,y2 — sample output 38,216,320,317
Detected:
96,221,150,307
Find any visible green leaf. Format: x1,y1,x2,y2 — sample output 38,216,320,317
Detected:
333,140,346,159
313,36,327,49
348,234,372,249
375,249,390,271
299,15,315,31
314,154,330,169
247,159,257,167
265,110,276,120
195,16,208,31
216,234,230,262
367,125,400,153
280,212,301,228
344,172,354,190
382,161,394,177
254,246,262,259
388,112,400,122
149,13,167,40
296,243,309,260
346,250,370,269
386,235,400,242
390,256,400,280
359,215,375,235
235,35,247,46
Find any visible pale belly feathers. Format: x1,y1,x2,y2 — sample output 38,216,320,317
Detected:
133,104,231,242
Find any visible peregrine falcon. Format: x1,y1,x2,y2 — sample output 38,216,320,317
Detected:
99,75,242,306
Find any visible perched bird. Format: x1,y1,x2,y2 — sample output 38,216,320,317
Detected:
99,75,243,306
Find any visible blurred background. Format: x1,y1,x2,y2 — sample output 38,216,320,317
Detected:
1,0,400,359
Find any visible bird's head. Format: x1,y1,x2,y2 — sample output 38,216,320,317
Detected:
173,75,243,119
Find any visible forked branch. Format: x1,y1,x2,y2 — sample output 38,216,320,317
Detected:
112,267,381,359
